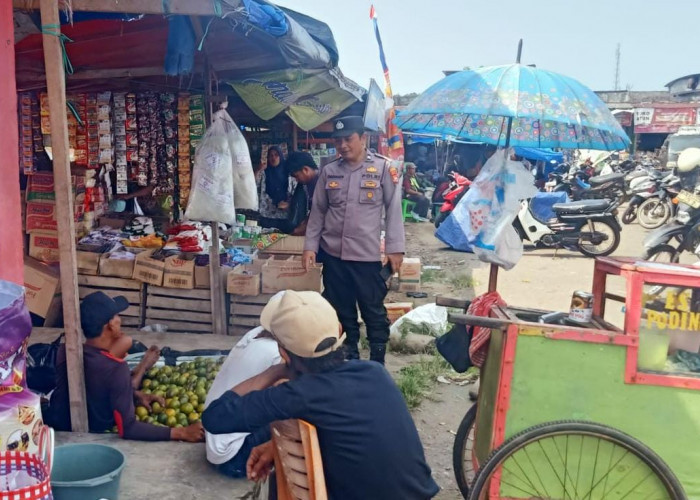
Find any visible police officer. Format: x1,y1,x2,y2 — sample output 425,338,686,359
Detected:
302,116,405,364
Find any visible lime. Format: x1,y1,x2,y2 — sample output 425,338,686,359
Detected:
166,416,178,427
167,398,180,410
197,403,205,414
179,395,189,405
188,412,200,424
180,403,194,415
165,408,176,418
135,406,149,419
151,402,163,415
141,379,153,389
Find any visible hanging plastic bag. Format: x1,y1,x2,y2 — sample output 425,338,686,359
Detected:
454,149,537,270
186,110,236,224
224,113,258,210
0,282,31,392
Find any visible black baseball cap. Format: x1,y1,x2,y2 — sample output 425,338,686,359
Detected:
331,116,366,138
80,291,129,338
286,152,318,174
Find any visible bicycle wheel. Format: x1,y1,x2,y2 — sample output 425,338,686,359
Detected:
453,404,478,498
468,421,685,500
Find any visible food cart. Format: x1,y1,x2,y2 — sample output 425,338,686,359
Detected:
450,257,700,499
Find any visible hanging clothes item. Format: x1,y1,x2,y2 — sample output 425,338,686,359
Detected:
468,291,506,368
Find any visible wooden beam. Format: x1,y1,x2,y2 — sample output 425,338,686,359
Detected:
68,66,166,81
14,0,219,16
0,2,23,285
39,0,88,432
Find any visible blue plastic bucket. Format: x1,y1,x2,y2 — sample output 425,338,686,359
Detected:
51,444,125,500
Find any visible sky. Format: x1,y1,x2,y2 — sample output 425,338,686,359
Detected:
272,0,700,96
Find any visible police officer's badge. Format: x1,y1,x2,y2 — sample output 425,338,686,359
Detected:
335,121,344,130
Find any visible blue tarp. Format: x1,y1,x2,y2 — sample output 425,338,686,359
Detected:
242,0,289,37
529,192,569,223
513,147,563,163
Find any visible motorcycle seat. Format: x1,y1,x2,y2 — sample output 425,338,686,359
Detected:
588,173,625,186
552,199,611,214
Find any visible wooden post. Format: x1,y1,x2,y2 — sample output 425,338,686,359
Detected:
292,123,299,151
0,2,23,285
39,0,88,431
209,223,227,335
488,263,499,293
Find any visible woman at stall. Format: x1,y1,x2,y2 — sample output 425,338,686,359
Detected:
255,146,296,220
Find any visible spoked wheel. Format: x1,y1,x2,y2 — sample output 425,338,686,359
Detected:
577,221,620,257
638,199,672,229
468,421,686,500
453,405,478,498
621,202,639,225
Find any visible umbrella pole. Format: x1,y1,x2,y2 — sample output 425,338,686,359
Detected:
488,39,523,294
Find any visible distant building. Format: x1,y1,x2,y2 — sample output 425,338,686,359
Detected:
666,74,700,102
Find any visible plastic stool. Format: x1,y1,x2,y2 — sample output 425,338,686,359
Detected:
402,199,417,221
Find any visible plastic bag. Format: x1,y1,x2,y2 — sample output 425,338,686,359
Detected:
456,149,538,270
0,281,31,394
389,303,448,338
225,115,258,210
186,110,236,224
26,334,63,395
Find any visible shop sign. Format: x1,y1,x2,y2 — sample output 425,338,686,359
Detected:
634,107,696,134
645,289,700,332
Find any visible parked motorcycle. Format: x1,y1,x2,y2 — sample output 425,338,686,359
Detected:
643,189,700,262
548,165,626,203
636,175,681,230
514,194,622,257
434,172,471,228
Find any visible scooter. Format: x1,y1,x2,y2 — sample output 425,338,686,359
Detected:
643,189,700,262
514,193,622,257
434,172,471,228
622,172,676,225
636,175,681,230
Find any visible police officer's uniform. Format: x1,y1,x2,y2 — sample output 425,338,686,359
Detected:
304,116,405,363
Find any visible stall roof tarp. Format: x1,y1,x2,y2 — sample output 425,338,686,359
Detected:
513,147,563,163
230,67,364,131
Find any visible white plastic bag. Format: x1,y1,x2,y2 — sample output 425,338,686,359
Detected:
389,303,448,338
457,149,538,270
226,118,258,210
186,110,236,224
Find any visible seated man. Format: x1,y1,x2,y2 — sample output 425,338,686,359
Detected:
258,152,319,236
204,320,282,478
202,291,439,500
45,292,203,443
403,162,431,220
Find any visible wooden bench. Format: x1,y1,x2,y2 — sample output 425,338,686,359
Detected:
271,419,327,500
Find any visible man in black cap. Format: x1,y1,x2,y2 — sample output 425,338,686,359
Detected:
302,116,405,364
258,151,319,236
45,291,204,442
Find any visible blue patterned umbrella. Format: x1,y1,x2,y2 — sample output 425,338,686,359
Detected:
396,64,630,150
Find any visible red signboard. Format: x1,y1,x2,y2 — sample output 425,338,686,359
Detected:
634,106,697,134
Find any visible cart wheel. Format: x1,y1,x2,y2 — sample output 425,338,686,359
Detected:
453,404,478,498
468,421,686,500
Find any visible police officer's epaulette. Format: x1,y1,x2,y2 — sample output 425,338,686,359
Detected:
371,152,391,162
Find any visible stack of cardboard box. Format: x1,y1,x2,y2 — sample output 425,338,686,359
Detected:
25,172,85,264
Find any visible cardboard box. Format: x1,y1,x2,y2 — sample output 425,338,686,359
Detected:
28,231,60,263
260,235,305,255
76,250,101,275
25,172,85,203
385,302,414,324
163,255,195,289
99,252,136,279
227,265,261,296
26,199,84,233
399,257,422,292
132,250,166,286
261,260,322,294
195,264,233,289
23,256,62,326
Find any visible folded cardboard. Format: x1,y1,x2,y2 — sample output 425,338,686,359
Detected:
99,252,136,279
261,260,322,294
399,257,422,293
227,265,261,296
23,256,62,326
28,231,60,263
259,235,305,255
163,255,195,289
132,250,166,286
76,250,101,275
385,302,414,324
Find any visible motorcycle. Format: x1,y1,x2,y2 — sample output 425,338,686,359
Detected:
622,172,679,225
643,189,700,263
434,172,471,228
551,168,626,203
636,175,681,230
514,194,622,257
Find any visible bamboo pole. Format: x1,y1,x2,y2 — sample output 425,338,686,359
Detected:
39,0,88,431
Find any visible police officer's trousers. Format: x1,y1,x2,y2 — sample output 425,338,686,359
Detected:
319,250,390,362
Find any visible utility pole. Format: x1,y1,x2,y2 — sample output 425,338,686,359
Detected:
614,43,621,91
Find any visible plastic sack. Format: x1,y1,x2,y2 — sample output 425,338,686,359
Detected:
0,282,32,397
455,149,538,270
26,334,63,395
225,114,258,210
389,303,448,338
186,110,237,224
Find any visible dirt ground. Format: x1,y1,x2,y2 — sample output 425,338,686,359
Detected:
396,215,670,499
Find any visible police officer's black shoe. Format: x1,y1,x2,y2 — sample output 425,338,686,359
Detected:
369,343,386,365
344,344,360,360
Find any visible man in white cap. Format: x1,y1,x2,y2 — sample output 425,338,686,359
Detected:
202,290,438,500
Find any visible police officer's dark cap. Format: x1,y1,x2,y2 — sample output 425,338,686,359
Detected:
331,116,366,138
286,151,318,174
81,291,129,338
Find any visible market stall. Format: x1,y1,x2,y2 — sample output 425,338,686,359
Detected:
11,0,361,431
